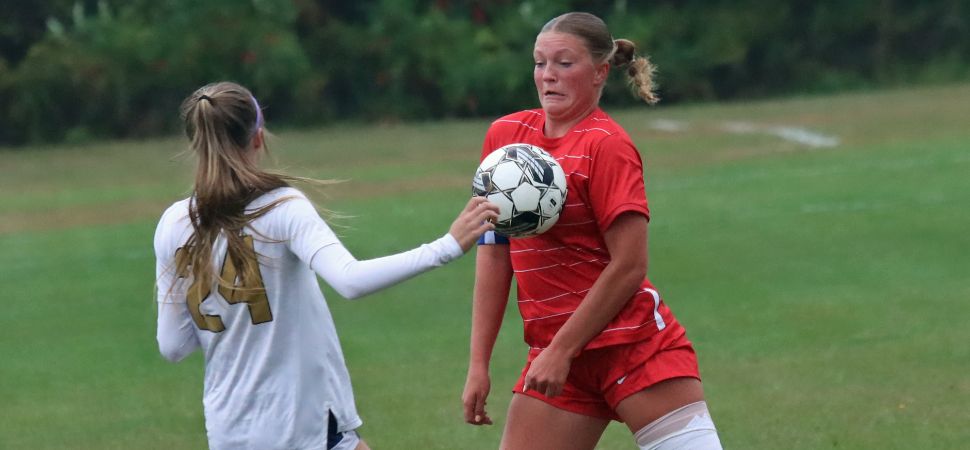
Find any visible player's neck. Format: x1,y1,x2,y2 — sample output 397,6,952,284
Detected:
543,104,598,138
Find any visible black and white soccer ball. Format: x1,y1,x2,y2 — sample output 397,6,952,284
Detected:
472,143,567,238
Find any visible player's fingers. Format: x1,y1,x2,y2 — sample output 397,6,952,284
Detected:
462,200,497,226
462,397,473,422
473,395,489,425
462,393,480,423
534,381,547,397
459,200,480,220
465,396,493,425
460,199,476,217
479,413,493,425
524,375,543,395
471,201,499,223
474,220,496,235
466,196,489,212
545,382,562,398
470,205,497,222
477,199,500,214
483,207,500,221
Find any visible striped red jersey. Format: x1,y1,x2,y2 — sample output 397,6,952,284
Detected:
481,108,675,350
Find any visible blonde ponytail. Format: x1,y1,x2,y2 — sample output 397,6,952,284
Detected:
611,38,659,105
177,82,290,299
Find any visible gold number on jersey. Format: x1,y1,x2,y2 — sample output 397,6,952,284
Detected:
175,235,273,332
217,236,273,325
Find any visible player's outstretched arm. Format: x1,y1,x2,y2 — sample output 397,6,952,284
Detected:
309,197,498,300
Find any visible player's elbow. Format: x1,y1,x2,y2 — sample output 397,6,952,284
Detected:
614,257,648,290
158,347,188,363
157,337,197,363
332,284,370,300
630,259,648,282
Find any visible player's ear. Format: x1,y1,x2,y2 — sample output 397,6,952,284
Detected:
594,62,609,86
252,128,264,150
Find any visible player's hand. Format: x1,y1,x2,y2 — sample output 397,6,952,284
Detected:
449,197,499,252
522,347,572,398
462,368,493,425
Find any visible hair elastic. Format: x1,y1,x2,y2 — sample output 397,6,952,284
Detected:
251,95,264,133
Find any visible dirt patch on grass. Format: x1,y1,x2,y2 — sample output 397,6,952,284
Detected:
321,174,469,199
0,199,171,235
0,174,472,236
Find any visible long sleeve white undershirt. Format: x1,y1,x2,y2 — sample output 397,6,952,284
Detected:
310,233,463,300
157,302,200,362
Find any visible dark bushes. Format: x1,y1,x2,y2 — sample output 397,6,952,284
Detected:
1,0,967,146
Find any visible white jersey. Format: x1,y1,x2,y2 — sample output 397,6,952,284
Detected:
154,187,462,450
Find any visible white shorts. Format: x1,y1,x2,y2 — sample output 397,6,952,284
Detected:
329,429,360,450
327,411,361,450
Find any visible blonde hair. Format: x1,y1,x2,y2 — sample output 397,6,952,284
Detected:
541,12,659,104
176,81,293,299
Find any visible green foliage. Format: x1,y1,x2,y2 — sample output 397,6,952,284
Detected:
1,0,969,145
3,0,310,143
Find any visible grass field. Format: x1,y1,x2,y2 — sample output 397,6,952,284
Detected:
1,83,968,449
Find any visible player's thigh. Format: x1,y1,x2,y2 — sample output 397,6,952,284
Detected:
614,376,706,433
501,393,609,450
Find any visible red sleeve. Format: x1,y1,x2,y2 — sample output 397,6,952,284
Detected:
587,134,650,232
481,124,500,162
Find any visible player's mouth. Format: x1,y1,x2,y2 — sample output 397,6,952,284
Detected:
543,90,565,99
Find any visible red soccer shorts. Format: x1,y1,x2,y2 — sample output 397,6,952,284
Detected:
512,320,700,421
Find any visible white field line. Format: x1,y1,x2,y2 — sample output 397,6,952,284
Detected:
647,118,840,148
648,119,690,132
770,126,840,148
721,121,840,148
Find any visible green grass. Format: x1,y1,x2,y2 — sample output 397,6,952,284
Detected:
2,83,968,449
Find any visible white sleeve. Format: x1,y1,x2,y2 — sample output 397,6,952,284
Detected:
280,194,342,264
154,208,200,362
280,192,464,299
310,234,464,300
156,302,200,362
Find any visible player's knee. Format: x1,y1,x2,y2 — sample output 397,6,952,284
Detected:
634,401,722,450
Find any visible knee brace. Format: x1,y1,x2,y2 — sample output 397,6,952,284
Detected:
635,401,722,450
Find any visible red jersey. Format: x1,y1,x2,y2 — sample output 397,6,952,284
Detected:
481,108,676,350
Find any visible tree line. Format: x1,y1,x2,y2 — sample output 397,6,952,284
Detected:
1,0,967,146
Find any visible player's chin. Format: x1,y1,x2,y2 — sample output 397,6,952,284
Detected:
540,95,567,108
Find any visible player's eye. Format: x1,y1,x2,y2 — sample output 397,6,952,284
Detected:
534,61,546,68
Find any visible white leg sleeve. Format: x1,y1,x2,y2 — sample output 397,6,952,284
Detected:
635,401,722,450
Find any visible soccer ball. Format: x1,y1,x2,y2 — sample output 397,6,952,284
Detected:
472,143,567,238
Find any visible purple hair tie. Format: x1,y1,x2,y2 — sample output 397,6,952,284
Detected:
251,95,264,133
